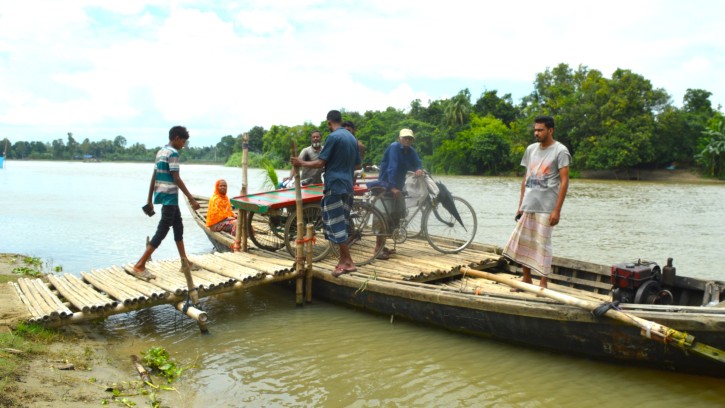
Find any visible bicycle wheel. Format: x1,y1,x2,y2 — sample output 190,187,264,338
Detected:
284,204,333,262
248,210,287,251
423,195,477,253
403,204,425,239
344,202,388,266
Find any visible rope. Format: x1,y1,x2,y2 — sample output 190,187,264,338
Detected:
295,236,317,245
591,301,621,317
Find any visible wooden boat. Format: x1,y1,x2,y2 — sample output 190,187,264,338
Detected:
187,194,725,378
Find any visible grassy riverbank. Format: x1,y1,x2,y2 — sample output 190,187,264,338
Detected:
0,254,186,407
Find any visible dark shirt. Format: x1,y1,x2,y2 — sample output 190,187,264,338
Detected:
378,142,423,190
318,128,361,195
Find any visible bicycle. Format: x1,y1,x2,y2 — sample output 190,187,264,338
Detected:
365,176,478,254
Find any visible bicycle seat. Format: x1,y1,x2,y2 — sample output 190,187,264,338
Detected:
369,186,387,196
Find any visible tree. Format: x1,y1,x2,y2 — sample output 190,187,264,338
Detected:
246,126,266,153
113,135,127,149
697,115,725,177
430,114,511,175
67,133,79,159
473,90,519,126
215,135,236,161
444,89,472,127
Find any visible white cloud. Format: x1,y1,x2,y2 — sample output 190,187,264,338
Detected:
1,0,724,145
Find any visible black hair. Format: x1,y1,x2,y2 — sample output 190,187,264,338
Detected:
342,120,355,129
534,116,555,129
310,130,322,137
169,125,190,140
326,110,342,123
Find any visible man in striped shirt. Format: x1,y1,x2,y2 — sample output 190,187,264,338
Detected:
130,126,200,279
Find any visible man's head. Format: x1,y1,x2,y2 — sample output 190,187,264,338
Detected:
342,120,356,135
399,128,415,148
169,125,190,149
533,116,555,145
326,110,342,131
310,130,322,149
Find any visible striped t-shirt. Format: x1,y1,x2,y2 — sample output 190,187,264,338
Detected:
153,145,180,205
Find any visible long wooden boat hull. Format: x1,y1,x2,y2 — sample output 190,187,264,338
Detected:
187,195,725,378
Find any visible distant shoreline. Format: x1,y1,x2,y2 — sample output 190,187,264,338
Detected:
4,159,723,183
579,168,723,183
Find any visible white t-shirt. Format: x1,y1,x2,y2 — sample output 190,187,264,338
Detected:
520,141,571,213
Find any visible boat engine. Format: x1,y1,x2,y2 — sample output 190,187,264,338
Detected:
611,260,673,305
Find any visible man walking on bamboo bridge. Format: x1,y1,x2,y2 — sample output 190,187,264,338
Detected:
129,126,200,279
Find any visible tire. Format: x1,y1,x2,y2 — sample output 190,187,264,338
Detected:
403,203,425,239
423,195,477,253
342,202,388,266
248,211,287,251
284,204,333,262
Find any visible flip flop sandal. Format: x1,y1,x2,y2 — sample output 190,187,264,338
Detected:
125,266,156,280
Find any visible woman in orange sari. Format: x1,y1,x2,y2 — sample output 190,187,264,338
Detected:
206,179,237,235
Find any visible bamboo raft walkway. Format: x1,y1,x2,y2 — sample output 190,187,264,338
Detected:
5,235,521,330
8,251,298,328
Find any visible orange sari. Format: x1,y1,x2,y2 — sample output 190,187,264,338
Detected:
206,180,236,227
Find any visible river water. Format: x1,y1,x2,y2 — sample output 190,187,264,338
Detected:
1,161,724,407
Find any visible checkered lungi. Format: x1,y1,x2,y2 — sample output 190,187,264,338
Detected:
502,212,553,276
321,193,353,244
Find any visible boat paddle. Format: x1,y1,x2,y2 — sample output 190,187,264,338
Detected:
460,267,725,366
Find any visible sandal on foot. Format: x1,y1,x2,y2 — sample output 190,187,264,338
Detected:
125,266,156,280
332,265,357,278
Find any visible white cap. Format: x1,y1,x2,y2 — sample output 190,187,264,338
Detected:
399,128,415,138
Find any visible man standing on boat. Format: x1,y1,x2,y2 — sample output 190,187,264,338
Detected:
371,128,424,260
292,110,362,277
503,116,570,289
281,130,324,187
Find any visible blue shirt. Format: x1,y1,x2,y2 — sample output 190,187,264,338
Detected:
378,142,423,190
318,128,361,195
153,145,180,205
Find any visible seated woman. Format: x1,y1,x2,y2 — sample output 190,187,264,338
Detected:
206,179,237,236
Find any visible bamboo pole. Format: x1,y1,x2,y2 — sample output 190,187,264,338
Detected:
241,133,249,252
292,140,304,306
460,267,725,366
107,266,168,300
305,223,313,303
81,271,137,306
18,278,58,321
47,274,92,313
29,278,72,318
66,274,116,310
180,258,208,334
11,281,46,322
233,133,250,252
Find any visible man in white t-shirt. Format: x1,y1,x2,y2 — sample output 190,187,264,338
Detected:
281,130,324,187
503,116,571,289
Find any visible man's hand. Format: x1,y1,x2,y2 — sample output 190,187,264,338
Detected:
190,198,201,211
549,209,561,226
414,169,424,177
291,157,302,167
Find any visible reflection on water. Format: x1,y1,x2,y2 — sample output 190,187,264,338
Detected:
2,162,725,406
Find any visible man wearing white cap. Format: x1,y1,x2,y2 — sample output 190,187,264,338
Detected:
373,128,424,259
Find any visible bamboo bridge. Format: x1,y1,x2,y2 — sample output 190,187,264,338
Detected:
5,239,504,333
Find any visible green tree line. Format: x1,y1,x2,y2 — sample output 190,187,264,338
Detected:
3,63,725,178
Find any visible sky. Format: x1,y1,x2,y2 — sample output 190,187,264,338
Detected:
1,0,724,148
